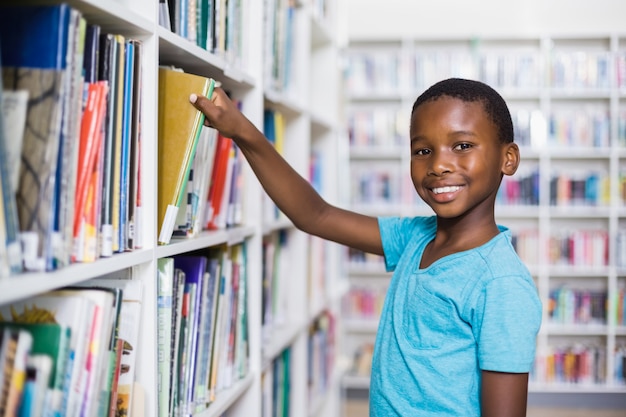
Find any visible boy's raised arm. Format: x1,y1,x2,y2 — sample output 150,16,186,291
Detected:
189,88,384,255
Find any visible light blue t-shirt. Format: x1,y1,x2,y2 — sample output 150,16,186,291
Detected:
370,216,542,416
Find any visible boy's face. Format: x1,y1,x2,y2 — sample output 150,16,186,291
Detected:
409,96,518,220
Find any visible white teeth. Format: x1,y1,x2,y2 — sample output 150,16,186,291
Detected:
432,186,461,194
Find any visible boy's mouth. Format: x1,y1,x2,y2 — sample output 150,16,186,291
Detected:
431,185,461,195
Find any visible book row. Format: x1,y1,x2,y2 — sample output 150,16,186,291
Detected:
307,311,336,407
345,341,626,387
261,230,292,344
341,287,387,320
345,48,625,95
263,0,297,94
261,347,290,417
615,288,626,326
548,230,609,268
157,67,244,245
158,0,245,69
0,4,143,273
548,173,612,207
548,288,608,325
0,3,245,278
511,229,610,268
157,244,248,417
0,274,142,417
532,344,610,386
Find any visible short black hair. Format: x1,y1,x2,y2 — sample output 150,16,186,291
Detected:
411,78,514,144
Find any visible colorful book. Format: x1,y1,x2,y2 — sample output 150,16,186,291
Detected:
52,10,86,271
118,38,135,253
18,354,53,417
78,275,143,417
205,132,233,230
173,255,208,413
157,67,215,244
73,81,108,262
0,322,71,417
169,268,185,416
194,256,221,408
3,328,32,417
110,34,126,254
0,290,96,417
0,328,19,415
97,32,120,258
127,39,143,250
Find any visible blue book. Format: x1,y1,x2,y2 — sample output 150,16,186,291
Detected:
173,255,208,413
119,39,135,251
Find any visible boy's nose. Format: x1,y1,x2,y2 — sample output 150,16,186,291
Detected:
428,151,453,176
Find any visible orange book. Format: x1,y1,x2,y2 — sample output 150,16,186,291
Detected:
157,68,215,244
205,133,232,230
73,81,108,262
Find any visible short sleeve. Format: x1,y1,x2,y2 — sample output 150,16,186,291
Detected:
472,276,542,373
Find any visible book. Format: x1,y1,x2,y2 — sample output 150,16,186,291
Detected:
127,39,143,250
0,328,19,415
0,174,9,280
0,4,73,271
56,287,115,417
97,32,120,258
0,290,95,417
157,258,174,417
173,255,207,414
172,125,220,239
193,256,221,408
73,81,108,262
110,34,126,254
78,274,143,417
52,10,86,271
169,268,185,416
208,249,231,401
157,67,215,244
117,39,135,253
82,24,101,85
0,322,71,417
3,328,32,416
191,127,220,235
19,354,53,417
205,132,233,230
0,75,24,276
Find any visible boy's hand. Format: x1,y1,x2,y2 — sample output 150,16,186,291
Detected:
189,87,253,140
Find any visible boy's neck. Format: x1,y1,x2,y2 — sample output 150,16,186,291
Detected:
420,216,500,269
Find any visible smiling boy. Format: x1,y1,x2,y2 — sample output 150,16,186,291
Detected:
190,77,542,416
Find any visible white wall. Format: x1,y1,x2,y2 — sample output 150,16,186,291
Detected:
340,0,626,41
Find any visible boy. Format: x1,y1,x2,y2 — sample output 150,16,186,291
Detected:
189,78,542,416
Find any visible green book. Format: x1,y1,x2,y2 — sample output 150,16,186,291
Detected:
0,322,71,417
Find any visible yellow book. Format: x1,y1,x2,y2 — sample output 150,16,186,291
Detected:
157,68,215,244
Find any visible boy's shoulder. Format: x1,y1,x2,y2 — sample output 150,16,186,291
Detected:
476,230,531,280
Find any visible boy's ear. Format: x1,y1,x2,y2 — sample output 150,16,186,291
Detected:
502,143,520,176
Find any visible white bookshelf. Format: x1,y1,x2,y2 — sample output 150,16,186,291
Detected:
0,0,342,416
339,33,626,403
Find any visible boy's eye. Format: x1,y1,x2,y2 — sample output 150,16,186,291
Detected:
454,143,472,151
413,148,430,156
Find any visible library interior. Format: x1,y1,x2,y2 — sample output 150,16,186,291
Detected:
0,0,624,416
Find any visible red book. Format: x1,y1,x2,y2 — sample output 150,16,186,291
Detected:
205,133,232,230
73,81,108,259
